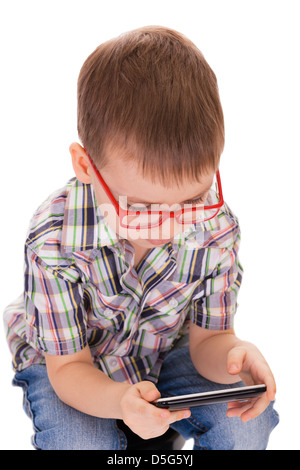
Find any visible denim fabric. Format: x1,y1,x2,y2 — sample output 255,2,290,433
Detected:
13,336,279,450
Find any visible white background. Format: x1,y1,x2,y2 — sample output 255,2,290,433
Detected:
0,0,299,450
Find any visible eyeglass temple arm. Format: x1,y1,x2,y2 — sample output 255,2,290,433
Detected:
85,151,121,215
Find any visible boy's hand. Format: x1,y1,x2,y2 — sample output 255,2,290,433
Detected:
120,381,191,439
226,342,276,422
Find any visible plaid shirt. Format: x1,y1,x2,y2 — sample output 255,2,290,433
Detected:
4,177,243,384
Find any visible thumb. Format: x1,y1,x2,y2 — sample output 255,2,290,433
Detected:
137,381,161,403
227,346,247,375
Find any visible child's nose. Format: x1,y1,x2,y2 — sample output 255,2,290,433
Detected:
149,216,178,240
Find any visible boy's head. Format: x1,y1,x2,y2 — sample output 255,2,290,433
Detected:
70,26,224,248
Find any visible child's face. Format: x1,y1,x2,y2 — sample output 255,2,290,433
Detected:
88,150,214,250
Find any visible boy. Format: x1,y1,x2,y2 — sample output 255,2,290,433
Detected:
4,26,278,450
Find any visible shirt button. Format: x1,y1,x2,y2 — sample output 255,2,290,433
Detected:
169,298,178,308
109,358,118,367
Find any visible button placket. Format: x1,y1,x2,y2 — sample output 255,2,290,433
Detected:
169,298,178,309
104,308,113,316
108,357,118,368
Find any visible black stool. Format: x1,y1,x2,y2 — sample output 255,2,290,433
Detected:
117,420,186,450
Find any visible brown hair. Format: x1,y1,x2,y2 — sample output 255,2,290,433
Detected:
77,26,224,186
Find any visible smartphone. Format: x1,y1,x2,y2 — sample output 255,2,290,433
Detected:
153,384,267,410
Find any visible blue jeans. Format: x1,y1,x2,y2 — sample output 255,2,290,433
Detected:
13,336,279,450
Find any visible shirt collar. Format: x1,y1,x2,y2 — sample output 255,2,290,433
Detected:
61,178,118,254
60,178,221,254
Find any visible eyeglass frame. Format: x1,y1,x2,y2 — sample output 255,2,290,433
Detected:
85,151,224,229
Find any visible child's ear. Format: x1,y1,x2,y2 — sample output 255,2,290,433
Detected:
69,142,92,184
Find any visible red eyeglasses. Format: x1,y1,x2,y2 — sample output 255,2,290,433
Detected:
86,152,224,230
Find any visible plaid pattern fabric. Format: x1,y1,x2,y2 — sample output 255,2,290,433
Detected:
4,177,243,384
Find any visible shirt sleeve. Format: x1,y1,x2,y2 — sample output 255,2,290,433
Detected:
190,226,243,330
24,245,87,356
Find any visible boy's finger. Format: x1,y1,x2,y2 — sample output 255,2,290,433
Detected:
137,382,161,402
143,388,161,403
263,372,277,402
227,401,253,418
227,394,270,422
167,409,191,424
227,399,251,410
227,347,247,375
241,395,270,422
150,406,190,423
